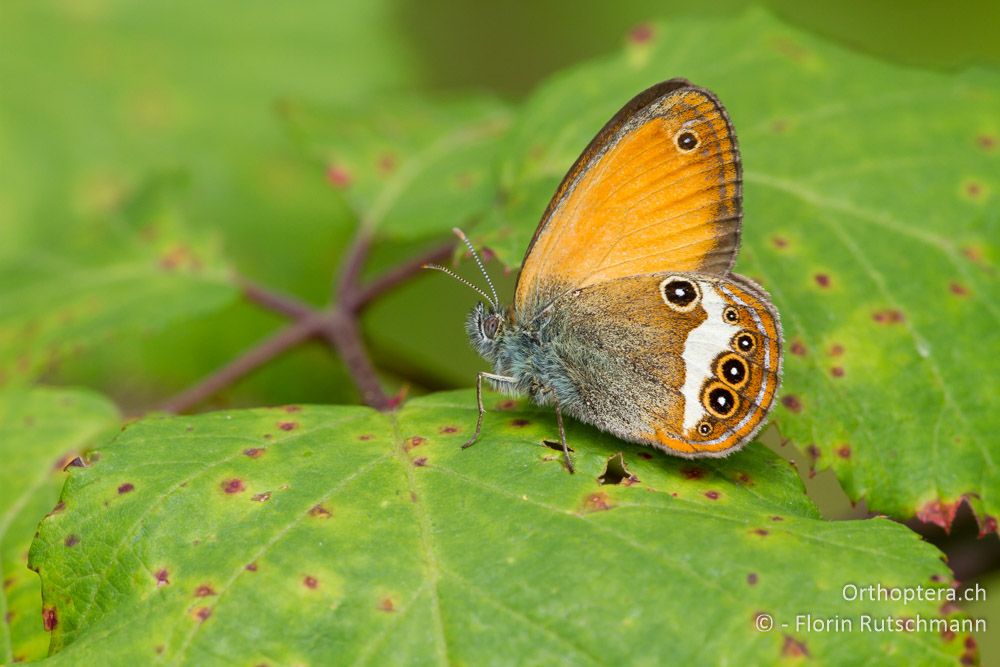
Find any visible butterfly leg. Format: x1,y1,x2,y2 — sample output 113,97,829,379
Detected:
463,371,517,449
552,397,575,474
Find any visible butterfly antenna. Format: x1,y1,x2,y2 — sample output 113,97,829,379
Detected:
452,228,499,309
423,263,495,305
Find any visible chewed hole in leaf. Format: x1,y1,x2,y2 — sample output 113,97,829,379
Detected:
541,440,574,453
597,452,638,486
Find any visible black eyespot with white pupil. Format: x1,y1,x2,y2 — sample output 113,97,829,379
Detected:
723,306,739,323
722,358,746,383
697,422,712,436
677,131,699,152
735,332,755,353
709,387,736,416
663,279,695,306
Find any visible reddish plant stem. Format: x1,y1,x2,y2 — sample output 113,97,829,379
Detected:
347,242,453,311
239,276,316,320
160,230,455,413
321,310,390,409
158,313,327,414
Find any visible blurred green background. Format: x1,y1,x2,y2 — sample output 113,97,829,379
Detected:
2,0,998,658
3,0,999,415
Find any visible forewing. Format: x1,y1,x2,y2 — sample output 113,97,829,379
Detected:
514,79,742,315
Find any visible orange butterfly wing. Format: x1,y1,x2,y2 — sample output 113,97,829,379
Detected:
514,79,742,315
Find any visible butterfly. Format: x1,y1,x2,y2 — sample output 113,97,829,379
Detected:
429,79,782,473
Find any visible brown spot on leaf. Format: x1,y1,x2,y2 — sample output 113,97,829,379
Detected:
439,425,458,434
872,309,905,324
771,235,788,249
747,573,758,586
781,395,802,412
940,601,961,616
358,434,373,441
251,492,271,502
495,399,517,411
965,181,983,199
828,344,844,356
978,134,997,151
771,515,784,522
789,340,807,356
962,245,983,263
326,165,352,189
377,153,397,174
830,366,845,378
806,444,820,459
222,479,245,494
244,447,265,458
156,569,170,586
772,119,789,133
836,445,851,459
814,273,831,288
704,490,720,500
42,607,57,631
917,498,963,534
510,418,530,427
303,576,318,590
245,562,258,572
681,467,705,480
413,457,428,467
949,282,969,297
194,607,212,622
379,597,395,612
64,534,79,547
752,528,770,536
628,23,654,43
736,472,752,486
581,492,614,512
195,585,216,597
404,436,425,451
782,635,810,658
309,504,332,519
117,483,134,494
277,421,297,431
283,405,302,413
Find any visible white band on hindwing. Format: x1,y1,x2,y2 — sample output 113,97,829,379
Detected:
681,283,739,431
679,282,772,445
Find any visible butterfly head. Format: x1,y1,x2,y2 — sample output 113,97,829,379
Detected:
465,301,507,360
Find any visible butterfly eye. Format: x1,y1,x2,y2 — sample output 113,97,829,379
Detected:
697,421,713,436
481,315,500,339
716,353,748,389
723,306,740,323
733,332,756,354
675,130,700,152
703,382,740,418
659,276,702,312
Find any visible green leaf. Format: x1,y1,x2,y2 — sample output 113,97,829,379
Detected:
30,392,972,665
0,1,415,406
0,247,236,389
0,387,119,664
280,95,511,239
472,9,999,532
